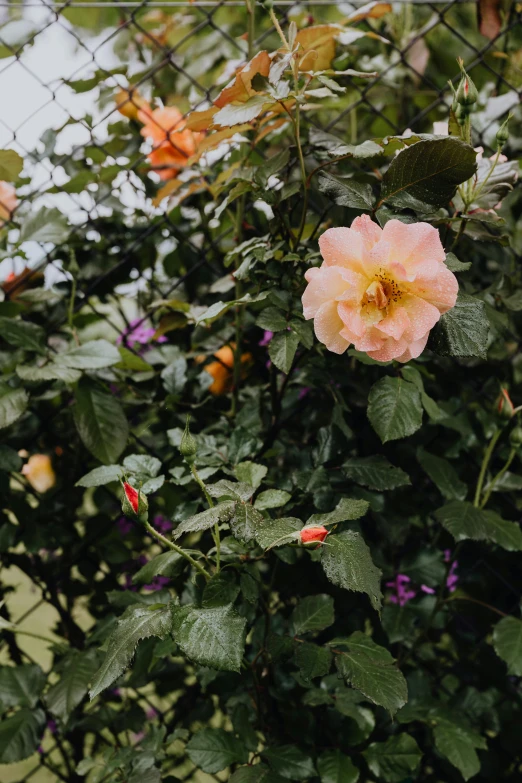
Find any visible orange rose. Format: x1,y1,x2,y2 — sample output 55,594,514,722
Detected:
21,454,56,494
115,88,151,122
0,181,18,226
139,106,203,180
197,345,252,395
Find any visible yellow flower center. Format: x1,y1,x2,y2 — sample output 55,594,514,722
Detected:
363,269,401,311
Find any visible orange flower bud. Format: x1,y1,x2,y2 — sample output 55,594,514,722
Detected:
21,454,56,494
497,388,515,419
300,526,328,545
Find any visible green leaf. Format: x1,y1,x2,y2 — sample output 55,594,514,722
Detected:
0,708,45,763
317,750,359,783
16,362,81,383
334,632,407,715
254,489,292,510
367,377,423,443
187,728,248,773
291,594,335,635
417,448,467,500
321,532,382,611
269,330,299,374
171,603,246,671
0,384,28,430
230,765,286,782
235,460,268,490
433,722,484,781
0,664,46,709
493,616,522,676
75,464,122,487
0,317,45,353
364,734,422,782
294,642,332,682
318,171,374,210
445,252,471,272
173,501,236,539
89,604,171,698
343,456,410,491
230,502,265,542
0,444,22,472
262,746,316,780
207,479,254,502
46,649,99,722
380,137,476,208
306,497,369,526
428,293,489,359
56,339,121,369
256,307,288,332
435,501,522,551
73,379,129,465
0,149,23,181
123,454,161,478
255,517,303,550
202,572,240,608
133,551,185,585
214,95,270,127
19,206,69,243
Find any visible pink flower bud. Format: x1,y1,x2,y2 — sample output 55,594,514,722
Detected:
300,526,328,545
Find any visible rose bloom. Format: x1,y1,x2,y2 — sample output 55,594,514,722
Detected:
302,216,458,362
300,526,328,545
0,181,18,225
197,345,252,396
139,106,203,180
21,454,56,493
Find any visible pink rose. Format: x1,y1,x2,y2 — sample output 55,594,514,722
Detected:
302,215,458,362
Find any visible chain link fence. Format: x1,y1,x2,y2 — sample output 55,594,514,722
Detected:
0,0,521,780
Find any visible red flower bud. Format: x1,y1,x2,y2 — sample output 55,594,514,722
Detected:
300,526,328,545
121,481,149,522
497,388,515,419
124,482,139,513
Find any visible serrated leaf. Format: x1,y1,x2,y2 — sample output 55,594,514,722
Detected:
171,603,246,671
0,317,45,353
291,594,335,635
187,728,248,773
56,339,121,369
0,384,28,430
334,632,407,715
307,497,369,526
367,377,423,443
89,604,171,698
255,517,303,550
435,500,522,551
132,551,185,585
321,532,382,611
318,171,374,210
16,362,81,383
46,649,99,722
493,616,522,676
0,664,46,709
428,293,489,359
433,722,484,781
317,750,359,783
230,502,265,542
73,379,129,465
235,461,268,490
173,501,235,539
380,137,477,208
0,149,23,181
294,642,332,682
123,454,161,478
364,734,422,782
417,448,467,500
75,464,123,487
262,746,316,780
445,252,471,272
256,307,288,332
20,206,69,243
269,330,299,374
254,489,291,510
230,764,286,782
343,456,410,491
0,708,45,763
202,572,240,608
207,479,254,502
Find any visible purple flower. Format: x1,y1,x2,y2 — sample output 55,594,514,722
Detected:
386,574,416,607
144,575,170,591
117,516,134,535
117,318,167,351
146,707,158,720
446,560,459,592
153,514,172,534
47,720,57,735
259,330,273,347
420,584,436,595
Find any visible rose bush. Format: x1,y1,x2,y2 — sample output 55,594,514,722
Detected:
0,3,522,783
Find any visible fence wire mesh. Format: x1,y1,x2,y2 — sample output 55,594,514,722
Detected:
0,0,521,780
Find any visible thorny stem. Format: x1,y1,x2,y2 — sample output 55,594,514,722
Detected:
143,520,210,580
480,447,516,509
190,464,220,573
474,429,501,508
269,7,289,49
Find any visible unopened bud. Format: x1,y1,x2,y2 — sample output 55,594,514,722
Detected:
300,526,328,547
455,61,478,107
496,114,512,150
455,103,468,127
122,481,149,523
497,388,515,420
180,416,197,465
510,426,522,447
